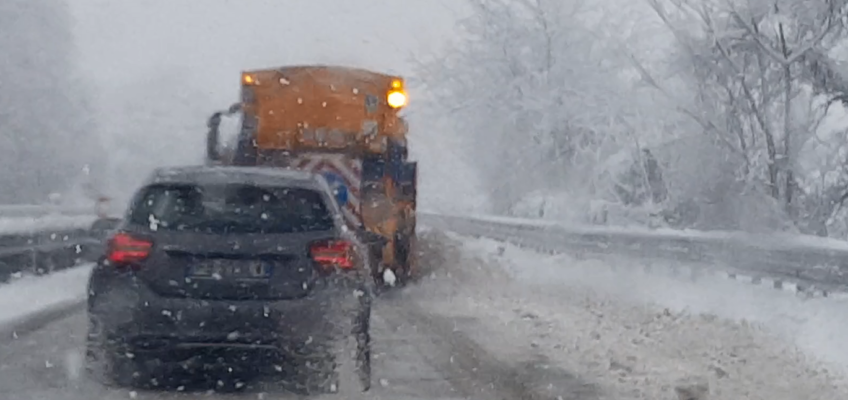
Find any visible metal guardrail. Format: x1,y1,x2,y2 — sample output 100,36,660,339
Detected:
420,213,848,296
0,207,104,283
0,227,102,282
10,204,848,297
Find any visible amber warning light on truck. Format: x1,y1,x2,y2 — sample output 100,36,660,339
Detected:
387,79,407,108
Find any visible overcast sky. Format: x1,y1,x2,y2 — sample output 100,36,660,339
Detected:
69,0,466,101
64,0,478,209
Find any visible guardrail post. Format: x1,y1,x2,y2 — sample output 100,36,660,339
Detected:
28,248,34,274
0,260,9,283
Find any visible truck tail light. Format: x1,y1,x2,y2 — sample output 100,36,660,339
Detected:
310,239,354,272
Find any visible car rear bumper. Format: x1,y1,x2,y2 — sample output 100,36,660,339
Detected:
88,274,367,353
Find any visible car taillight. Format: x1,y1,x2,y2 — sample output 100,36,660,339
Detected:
107,232,153,265
310,240,354,272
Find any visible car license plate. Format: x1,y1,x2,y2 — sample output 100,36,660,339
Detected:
190,259,271,280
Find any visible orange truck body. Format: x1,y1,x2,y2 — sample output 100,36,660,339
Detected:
243,65,408,152
206,65,417,285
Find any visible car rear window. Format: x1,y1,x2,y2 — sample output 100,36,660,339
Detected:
127,183,336,234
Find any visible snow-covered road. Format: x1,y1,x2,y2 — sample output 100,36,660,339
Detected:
0,231,597,400
2,228,848,399
420,230,848,399
0,294,476,400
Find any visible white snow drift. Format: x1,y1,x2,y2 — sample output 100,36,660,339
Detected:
409,231,848,400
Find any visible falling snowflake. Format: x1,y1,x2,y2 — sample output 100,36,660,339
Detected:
148,214,160,231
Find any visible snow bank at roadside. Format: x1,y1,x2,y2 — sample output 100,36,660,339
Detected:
409,231,848,400
468,237,848,371
0,264,91,328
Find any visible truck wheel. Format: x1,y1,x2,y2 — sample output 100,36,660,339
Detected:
365,241,389,291
394,232,414,285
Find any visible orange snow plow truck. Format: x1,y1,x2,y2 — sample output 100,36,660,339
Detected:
205,65,417,286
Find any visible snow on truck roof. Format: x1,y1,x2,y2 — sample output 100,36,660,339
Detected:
242,64,400,83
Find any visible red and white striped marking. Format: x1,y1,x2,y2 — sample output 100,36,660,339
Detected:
292,154,363,226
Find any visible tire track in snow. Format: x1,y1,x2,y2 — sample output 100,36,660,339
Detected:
376,297,599,400
0,300,465,400
384,229,605,400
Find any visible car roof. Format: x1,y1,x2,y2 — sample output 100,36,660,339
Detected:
145,166,327,190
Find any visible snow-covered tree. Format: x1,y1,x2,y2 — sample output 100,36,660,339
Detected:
640,0,848,233
417,0,660,216
418,0,848,235
0,0,102,204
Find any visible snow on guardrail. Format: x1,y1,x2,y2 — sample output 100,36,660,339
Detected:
0,205,97,235
420,212,848,296
458,212,848,252
13,204,848,297
0,215,98,236
0,206,101,282
0,204,93,218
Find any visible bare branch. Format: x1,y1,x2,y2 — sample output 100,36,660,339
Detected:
712,40,775,146
726,1,848,66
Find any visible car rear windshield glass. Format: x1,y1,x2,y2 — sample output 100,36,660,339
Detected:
127,183,335,234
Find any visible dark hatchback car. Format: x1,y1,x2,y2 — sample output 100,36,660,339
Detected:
84,166,372,395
